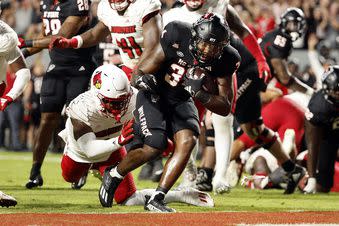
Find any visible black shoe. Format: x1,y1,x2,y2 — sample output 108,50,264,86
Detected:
195,167,213,192
72,173,88,190
98,166,123,207
138,162,153,181
0,191,17,207
151,158,163,182
284,165,306,194
26,174,43,189
144,194,175,213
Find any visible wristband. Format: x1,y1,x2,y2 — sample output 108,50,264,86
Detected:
25,40,33,48
73,35,83,49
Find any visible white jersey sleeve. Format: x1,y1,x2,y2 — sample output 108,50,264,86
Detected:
59,89,137,163
141,0,161,24
0,20,19,58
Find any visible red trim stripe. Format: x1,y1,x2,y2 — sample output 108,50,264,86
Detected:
142,10,160,25
231,73,237,114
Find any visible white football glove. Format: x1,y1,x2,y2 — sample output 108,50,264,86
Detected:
303,177,316,194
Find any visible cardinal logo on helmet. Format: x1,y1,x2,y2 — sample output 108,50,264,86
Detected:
93,71,102,89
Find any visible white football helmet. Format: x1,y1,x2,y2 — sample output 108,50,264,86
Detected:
184,0,204,10
108,0,134,12
91,64,132,122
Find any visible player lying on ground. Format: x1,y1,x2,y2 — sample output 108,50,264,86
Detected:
58,64,214,207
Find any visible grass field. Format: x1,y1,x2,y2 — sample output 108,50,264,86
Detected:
1,150,339,215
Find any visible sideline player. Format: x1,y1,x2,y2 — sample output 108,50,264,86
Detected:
50,0,162,80
97,13,239,212
20,0,96,189
59,64,214,207
304,65,339,194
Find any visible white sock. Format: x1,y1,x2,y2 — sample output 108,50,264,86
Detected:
109,167,124,179
212,113,234,185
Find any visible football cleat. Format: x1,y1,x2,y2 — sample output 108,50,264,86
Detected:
0,191,17,207
213,182,231,195
25,174,43,189
284,165,306,194
144,194,176,213
98,166,123,207
71,173,88,190
180,187,214,207
195,167,213,192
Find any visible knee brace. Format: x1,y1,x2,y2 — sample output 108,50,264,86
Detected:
205,129,215,147
144,129,168,151
254,128,278,149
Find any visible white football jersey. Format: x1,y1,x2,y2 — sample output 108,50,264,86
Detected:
163,0,229,26
97,0,161,69
59,88,137,163
0,20,21,82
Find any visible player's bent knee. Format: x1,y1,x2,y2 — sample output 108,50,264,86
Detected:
144,129,168,151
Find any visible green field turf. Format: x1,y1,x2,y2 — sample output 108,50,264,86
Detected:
0,150,338,213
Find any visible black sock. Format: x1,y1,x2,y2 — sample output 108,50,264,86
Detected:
156,186,168,194
281,160,295,173
30,162,42,179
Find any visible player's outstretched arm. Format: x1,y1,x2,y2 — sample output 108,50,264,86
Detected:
70,117,134,159
21,16,88,50
50,21,110,49
271,58,314,95
226,5,271,84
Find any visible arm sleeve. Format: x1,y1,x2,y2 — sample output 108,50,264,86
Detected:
76,132,121,159
6,66,31,100
307,50,324,90
141,0,161,25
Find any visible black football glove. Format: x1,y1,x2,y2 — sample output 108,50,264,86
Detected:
183,67,207,97
135,74,158,93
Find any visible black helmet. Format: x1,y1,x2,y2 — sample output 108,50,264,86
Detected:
279,7,306,41
322,65,339,102
190,13,230,65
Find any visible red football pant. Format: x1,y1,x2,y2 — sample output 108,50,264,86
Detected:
61,147,136,204
238,97,305,151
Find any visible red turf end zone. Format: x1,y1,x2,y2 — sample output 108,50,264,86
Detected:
1,211,339,225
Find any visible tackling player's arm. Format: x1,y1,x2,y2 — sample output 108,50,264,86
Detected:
21,16,88,54
134,13,162,76
226,5,270,83
70,117,133,159
270,58,313,95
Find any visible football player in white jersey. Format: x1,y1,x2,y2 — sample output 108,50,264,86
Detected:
0,20,31,111
60,64,214,208
163,0,272,194
50,0,162,80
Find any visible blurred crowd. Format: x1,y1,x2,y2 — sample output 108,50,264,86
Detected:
0,0,337,153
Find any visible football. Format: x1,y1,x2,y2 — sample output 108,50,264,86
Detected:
187,67,219,95
202,75,219,95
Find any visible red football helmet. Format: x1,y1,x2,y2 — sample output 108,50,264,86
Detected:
108,0,133,12
91,64,132,122
184,0,204,10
